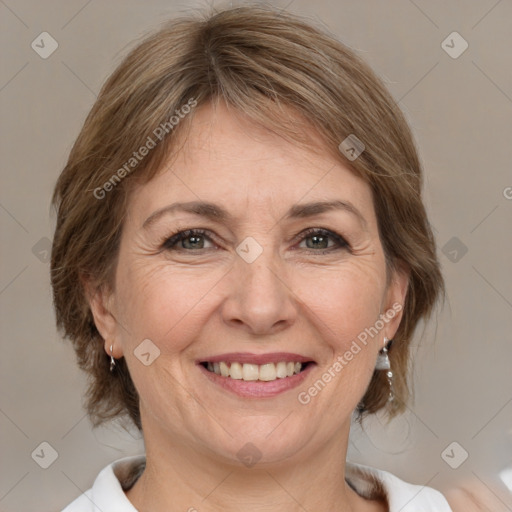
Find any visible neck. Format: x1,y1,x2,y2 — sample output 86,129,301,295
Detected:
125,420,376,512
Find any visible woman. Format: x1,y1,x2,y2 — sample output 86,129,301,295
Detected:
52,5,453,511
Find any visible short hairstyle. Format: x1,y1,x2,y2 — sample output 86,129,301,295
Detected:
50,4,445,431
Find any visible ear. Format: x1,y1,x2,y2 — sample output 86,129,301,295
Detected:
82,275,124,358
381,261,410,341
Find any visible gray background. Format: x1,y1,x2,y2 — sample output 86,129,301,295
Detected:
1,0,511,510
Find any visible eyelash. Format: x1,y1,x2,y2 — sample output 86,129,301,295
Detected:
160,227,350,255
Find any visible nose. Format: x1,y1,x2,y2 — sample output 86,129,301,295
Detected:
220,249,298,336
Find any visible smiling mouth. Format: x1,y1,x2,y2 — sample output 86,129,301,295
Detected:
200,361,314,382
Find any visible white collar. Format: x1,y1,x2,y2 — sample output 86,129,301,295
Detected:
63,455,452,511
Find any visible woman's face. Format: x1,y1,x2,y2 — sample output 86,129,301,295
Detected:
92,101,408,466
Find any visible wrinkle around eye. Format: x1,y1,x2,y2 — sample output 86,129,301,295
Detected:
136,220,376,259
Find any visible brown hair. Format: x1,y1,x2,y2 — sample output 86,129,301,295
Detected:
50,4,445,431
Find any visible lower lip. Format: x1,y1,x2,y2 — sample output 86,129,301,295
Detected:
197,363,316,398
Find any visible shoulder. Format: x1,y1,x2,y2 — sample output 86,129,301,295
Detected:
346,460,453,512
61,455,145,512
61,489,94,512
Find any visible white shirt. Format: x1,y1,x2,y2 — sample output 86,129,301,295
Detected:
62,455,453,511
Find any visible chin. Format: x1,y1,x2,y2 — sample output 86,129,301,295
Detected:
195,419,317,468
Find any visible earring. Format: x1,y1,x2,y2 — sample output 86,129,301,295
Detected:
376,337,394,402
109,344,116,372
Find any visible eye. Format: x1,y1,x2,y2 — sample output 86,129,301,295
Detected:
160,227,350,254
161,229,215,251
295,228,349,254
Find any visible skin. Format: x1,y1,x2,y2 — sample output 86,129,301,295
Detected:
89,100,409,512
445,480,512,511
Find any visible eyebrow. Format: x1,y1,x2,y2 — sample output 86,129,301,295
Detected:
142,199,367,230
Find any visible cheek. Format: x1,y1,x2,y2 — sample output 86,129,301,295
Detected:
114,257,223,352
298,260,385,341
295,262,385,393
112,261,214,413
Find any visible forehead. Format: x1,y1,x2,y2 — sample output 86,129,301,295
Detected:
127,102,375,227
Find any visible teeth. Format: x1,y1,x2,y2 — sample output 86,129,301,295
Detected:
259,363,277,381
230,362,243,379
276,362,288,378
219,361,230,377
205,361,305,381
242,364,259,381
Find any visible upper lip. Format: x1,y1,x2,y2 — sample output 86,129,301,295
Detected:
198,352,315,365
